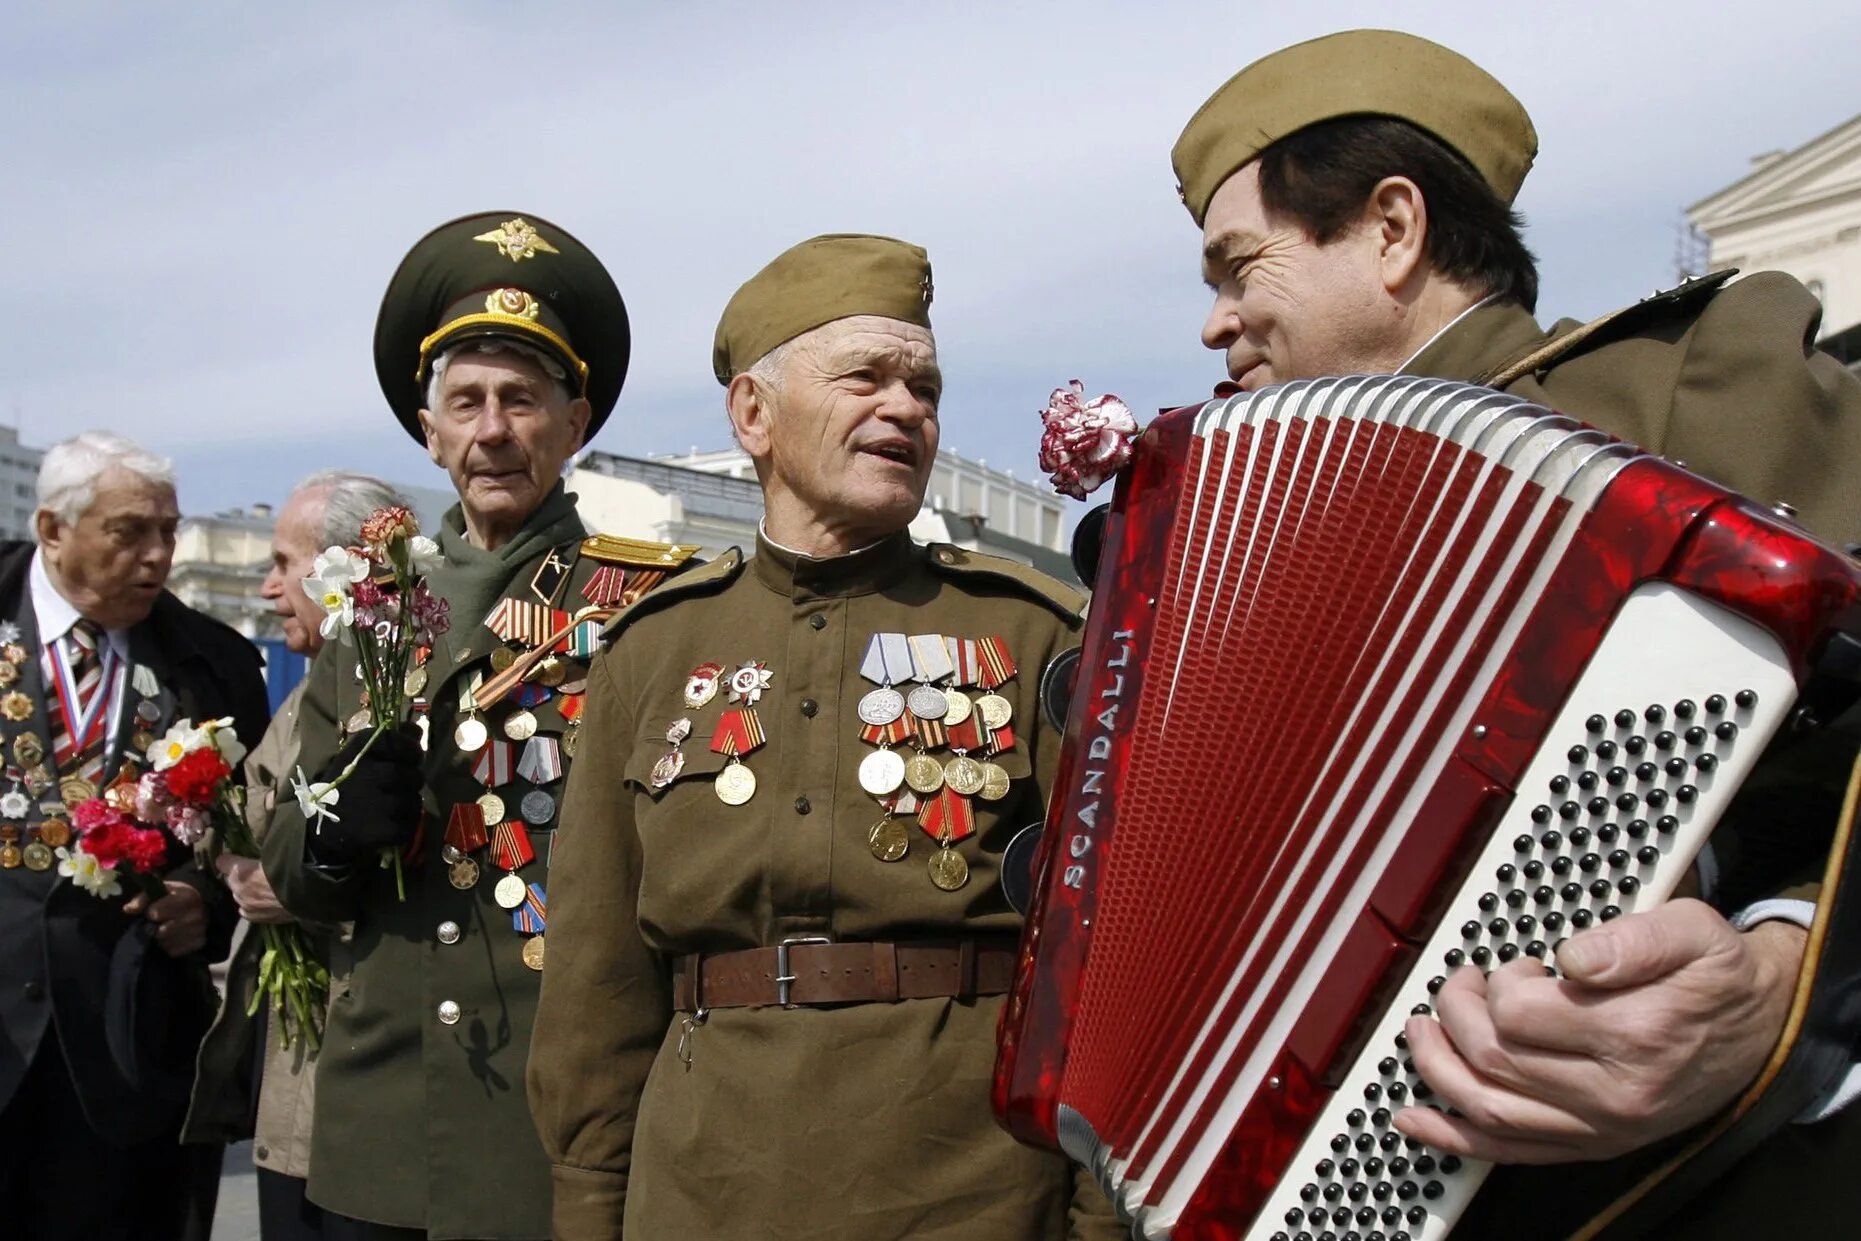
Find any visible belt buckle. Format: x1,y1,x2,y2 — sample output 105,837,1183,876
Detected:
774,935,832,1008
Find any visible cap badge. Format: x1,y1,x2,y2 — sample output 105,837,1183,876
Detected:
920,269,934,305
485,287,542,321
473,218,561,262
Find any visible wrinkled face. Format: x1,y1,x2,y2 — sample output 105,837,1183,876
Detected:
416,348,590,546
261,485,329,656
1199,161,1394,390
37,467,179,630
752,316,942,543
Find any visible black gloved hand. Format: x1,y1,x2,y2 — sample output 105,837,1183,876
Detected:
304,725,424,864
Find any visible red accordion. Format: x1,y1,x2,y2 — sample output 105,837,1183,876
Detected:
994,376,1861,1239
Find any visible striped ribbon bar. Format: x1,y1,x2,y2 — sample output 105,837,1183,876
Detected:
915,717,948,750
492,818,535,871
860,716,916,746
943,636,981,687
984,722,1016,757
976,637,1016,689
472,740,513,787
709,707,766,757
566,619,603,658
445,802,489,852
946,714,986,753
511,882,547,933
517,736,563,784
918,787,976,843
581,565,629,606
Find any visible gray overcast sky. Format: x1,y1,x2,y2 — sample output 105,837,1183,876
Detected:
5,1,1854,519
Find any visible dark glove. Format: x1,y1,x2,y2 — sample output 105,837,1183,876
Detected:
305,725,424,864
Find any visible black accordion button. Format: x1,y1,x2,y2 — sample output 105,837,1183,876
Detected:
1675,699,1697,719
1705,694,1727,714
1736,689,1759,709
1696,752,1719,773
1716,721,1739,741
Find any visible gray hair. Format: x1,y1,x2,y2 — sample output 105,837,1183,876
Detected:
425,339,572,412
292,470,410,547
743,338,793,393
37,431,176,528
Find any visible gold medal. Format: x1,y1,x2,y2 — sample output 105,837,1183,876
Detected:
22,841,53,872
454,716,488,752
11,732,44,767
941,688,973,727
503,709,538,742
534,657,566,688
22,764,52,797
867,817,910,862
943,755,985,797
1,692,32,722
490,647,517,674
904,752,945,795
476,791,506,825
522,935,546,971
494,872,527,909
404,665,429,696
448,857,481,890
346,708,372,734
131,730,155,752
0,843,18,869
561,724,579,758
60,776,97,806
979,762,1012,802
975,693,1013,730
38,817,71,848
714,762,757,806
858,748,906,796
929,846,970,892
1,643,25,665
0,662,16,687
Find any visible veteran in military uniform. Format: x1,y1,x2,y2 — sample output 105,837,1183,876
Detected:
1169,31,1861,1237
263,213,695,1240
529,235,1121,1239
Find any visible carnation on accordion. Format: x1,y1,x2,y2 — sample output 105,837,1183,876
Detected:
994,376,1861,1240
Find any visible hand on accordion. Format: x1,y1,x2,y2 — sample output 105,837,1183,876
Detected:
1393,899,1805,1164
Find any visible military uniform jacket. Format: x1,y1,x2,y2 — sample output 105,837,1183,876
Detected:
529,532,1123,1240
265,485,691,1239
1408,277,1861,1235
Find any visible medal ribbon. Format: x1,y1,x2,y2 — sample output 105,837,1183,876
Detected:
517,736,563,784
859,634,912,685
919,787,975,843
511,882,547,933
558,693,584,722
947,714,985,752
984,722,1016,756
445,802,489,852
888,788,921,815
915,717,948,750
709,708,766,757
492,819,536,871
943,637,980,687
512,682,553,709
582,565,628,607
907,633,954,684
859,717,915,746
471,740,513,787
47,630,120,762
977,637,1016,689
567,619,603,658
621,570,666,606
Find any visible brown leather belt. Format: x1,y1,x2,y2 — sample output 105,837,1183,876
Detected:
672,937,1019,1011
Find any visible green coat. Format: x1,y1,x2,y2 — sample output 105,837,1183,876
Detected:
265,484,688,1239
529,532,1122,1240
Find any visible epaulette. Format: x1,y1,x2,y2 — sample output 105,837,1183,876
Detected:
1478,268,1739,389
925,544,1085,621
597,547,744,642
579,534,704,569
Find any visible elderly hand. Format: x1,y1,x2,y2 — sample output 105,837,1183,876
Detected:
1395,899,1802,1164
123,880,209,958
216,854,295,925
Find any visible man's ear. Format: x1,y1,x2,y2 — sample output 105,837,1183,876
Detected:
1368,175,1429,295
416,408,444,467
32,509,62,559
564,397,592,455
725,374,775,461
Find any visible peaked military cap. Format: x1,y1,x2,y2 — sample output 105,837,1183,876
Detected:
713,233,933,385
1171,29,1539,226
375,211,630,442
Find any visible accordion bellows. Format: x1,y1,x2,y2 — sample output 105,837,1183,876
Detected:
995,376,1861,1239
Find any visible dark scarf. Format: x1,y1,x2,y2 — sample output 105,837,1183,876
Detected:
428,481,587,625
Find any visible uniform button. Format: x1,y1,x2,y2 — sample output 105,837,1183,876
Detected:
800,698,818,717
21,980,43,1001
437,921,461,945
254,1144,270,1160
437,1000,461,1025
794,796,811,815
808,613,826,631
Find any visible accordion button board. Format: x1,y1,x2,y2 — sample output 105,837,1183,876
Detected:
993,374,1861,1241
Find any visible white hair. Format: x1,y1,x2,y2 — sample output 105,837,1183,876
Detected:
743,338,793,392
425,339,572,411
291,470,410,547
37,431,176,528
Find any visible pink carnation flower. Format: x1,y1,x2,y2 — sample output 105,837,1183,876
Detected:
1038,380,1139,500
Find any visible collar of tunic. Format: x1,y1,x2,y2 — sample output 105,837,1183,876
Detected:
1401,297,1546,382
750,528,917,601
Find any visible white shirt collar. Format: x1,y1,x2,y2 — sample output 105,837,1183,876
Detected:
1397,293,1502,374
756,519,890,562
28,548,131,661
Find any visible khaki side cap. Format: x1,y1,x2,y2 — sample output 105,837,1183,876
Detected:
927,544,1086,621
1171,29,1538,225
713,233,932,384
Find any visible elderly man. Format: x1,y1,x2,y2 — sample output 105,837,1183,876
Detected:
188,470,409,1241
0,431,268,1241
530,234,1120,1240
263,214,695,1240
1169,30,1861,1235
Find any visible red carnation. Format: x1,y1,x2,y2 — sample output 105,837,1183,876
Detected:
73,797,122,833
166,748,231,805
81,817,134,869
123,828,169,874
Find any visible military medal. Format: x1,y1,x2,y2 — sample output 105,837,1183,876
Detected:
22,764,52,797
0,663,15,688
502,709,538,742
943,754,985,797
709,702,766,805
904,752,945,795
561,724,579,758
867,812,911,862
38,816,70,848
60,775,96,806
0,787,28,819
857,633,914,725
513,882,548,969
494,872,527,909
941,688,973,727
0,643,26,667
858,747,906,796
0,827,18,869
517,736,564,785
445,803,490,860
21,839,52,872
857,686,905,726
490,647,517,674
533,656,566,689
650,719,691,789
522,936,546,971
1,692,31,722
714,761,756,805
476,791,507,825
906,633,955,720
448,856,481,889
928,843,969,891
979,762,1012,802
975,693,1013,730
454,673,489,752
727,660,772,705
519,789,556,825
11,732,44,768
404,664,429,696
684,662,725,709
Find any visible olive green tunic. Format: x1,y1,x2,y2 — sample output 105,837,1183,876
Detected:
265,484,650,1239
529,532,1122,1240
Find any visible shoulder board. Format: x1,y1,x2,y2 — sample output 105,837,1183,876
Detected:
579,534,704,569
597,548,744,643
1478,269,1739,389
925,544,1085,621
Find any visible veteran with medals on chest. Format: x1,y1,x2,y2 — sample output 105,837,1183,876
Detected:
262,213,696,1240
529,235,1121,1239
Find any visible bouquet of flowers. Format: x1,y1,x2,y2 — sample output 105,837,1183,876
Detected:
1037,380,1139,500
291,505,449,897
59,718,330,1048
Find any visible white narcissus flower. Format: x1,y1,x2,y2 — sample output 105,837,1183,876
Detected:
147,719,207,771
407,535,443,576
303,546,372,643
57,844,122,898
291,767,341,828
199,716,248,768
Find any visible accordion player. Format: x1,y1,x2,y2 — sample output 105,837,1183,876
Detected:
993,374,1861,1240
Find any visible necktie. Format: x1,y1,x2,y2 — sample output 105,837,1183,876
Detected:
50,618,107,784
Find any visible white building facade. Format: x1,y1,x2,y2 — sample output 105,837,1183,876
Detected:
0,427,45,542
